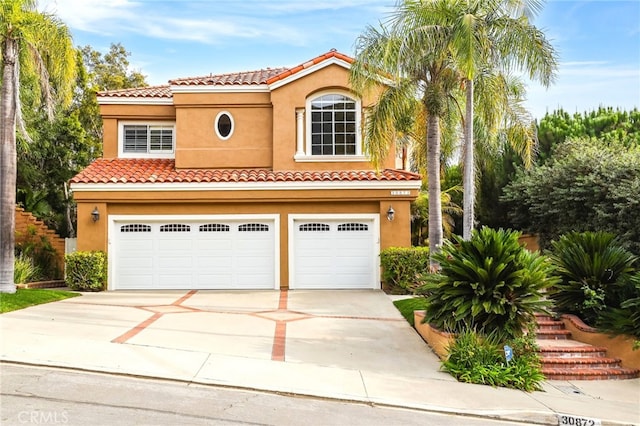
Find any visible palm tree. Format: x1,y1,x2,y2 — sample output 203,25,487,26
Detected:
350,4,462,266
448,0,557,239
1,0,76,293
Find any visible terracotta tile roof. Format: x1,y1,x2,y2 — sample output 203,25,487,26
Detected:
266,49,354,85
169,68,288,86
97,85,172,98
96,50,355,98
70,159,421,185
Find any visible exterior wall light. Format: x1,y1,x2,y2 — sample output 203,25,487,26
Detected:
91,207,100,222
386,205,395,222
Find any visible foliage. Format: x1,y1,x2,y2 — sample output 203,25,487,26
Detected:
418,227,557,341
65,251,107,291
547,231,638,325
537,107,640,164
380,247,430,293
15,225,61,280
596,273,640,347
502,138,640,254
411,183,462,246
0,288,80,313
13,253,41,284
441,327,544,392
80,43,147,91
392,297,429,326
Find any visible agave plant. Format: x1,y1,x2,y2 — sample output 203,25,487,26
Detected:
547,231,638,325
418,227,557,341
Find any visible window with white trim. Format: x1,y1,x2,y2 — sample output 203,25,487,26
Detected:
295,91,364,161
119,122,175,158
310,94,357,155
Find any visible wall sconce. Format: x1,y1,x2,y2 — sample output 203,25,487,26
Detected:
386,205,395,222
91,207,100,222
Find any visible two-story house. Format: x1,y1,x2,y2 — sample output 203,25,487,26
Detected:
70,50,421,291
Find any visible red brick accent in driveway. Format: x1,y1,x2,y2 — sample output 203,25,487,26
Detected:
112,312,163,344
109,290,403,363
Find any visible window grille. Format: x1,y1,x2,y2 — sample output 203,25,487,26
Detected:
160,224,191,232
120,224,152,233
199,224,230,232
238,223,269,232
337,223,368,232
299,223,330,232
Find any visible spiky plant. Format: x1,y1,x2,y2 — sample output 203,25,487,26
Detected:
547,231,638,325
418,227,557,341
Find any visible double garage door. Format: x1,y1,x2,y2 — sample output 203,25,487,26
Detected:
112,217,376,290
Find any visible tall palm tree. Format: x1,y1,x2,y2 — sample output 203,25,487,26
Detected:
350,4,462,266
1,0,76,293
448,0,557,239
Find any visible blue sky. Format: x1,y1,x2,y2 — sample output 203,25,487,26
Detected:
40,0,639,119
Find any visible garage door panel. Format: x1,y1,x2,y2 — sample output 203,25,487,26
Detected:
293,219,375,289
113,219,275,290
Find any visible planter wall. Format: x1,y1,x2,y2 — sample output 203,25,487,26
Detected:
561,314,640,370
413,310,454,359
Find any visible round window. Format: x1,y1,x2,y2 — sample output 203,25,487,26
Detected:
215,112,234,140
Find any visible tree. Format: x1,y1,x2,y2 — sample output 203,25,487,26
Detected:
537,107,640,164
447,0,557,239
502,138,640,255
1,0,76,293
350,1,463,266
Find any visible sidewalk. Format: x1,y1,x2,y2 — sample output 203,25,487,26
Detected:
1,290,638,425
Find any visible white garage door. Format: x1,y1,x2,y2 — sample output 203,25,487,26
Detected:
292,219,377,289
113,219,275,290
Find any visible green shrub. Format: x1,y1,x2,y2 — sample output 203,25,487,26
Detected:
15,225,61,280
14,253,42,284
596,273,640,346
380,247,430,293
418,227,557,341
547,231,638,325
442,326,544,392
65,251,107,291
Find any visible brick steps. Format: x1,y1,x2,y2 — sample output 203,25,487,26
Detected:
534,314,640,381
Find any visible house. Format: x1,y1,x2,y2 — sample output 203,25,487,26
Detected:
70,50,422,291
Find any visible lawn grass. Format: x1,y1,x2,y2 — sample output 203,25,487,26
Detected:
393,297,428,327
0,288,80,313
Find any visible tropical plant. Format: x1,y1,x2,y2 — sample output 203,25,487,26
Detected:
418,227,557,341
547,231,638,325
350,2,463,266
411,184,462,245
1,0,76,293
596,273,640,348
445,0,557,240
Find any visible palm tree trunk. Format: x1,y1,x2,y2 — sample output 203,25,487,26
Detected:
427,113,443,267
462,78,475,240
0,38,18,293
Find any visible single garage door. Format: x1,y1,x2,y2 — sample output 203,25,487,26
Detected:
292,219,377,289
113,219,275,290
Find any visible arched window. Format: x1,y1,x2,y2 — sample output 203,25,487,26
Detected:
304,92,362,157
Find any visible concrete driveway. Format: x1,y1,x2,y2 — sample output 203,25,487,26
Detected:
0,290,452,396
2,290,639,425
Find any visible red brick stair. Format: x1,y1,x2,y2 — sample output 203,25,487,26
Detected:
534,314,640,380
